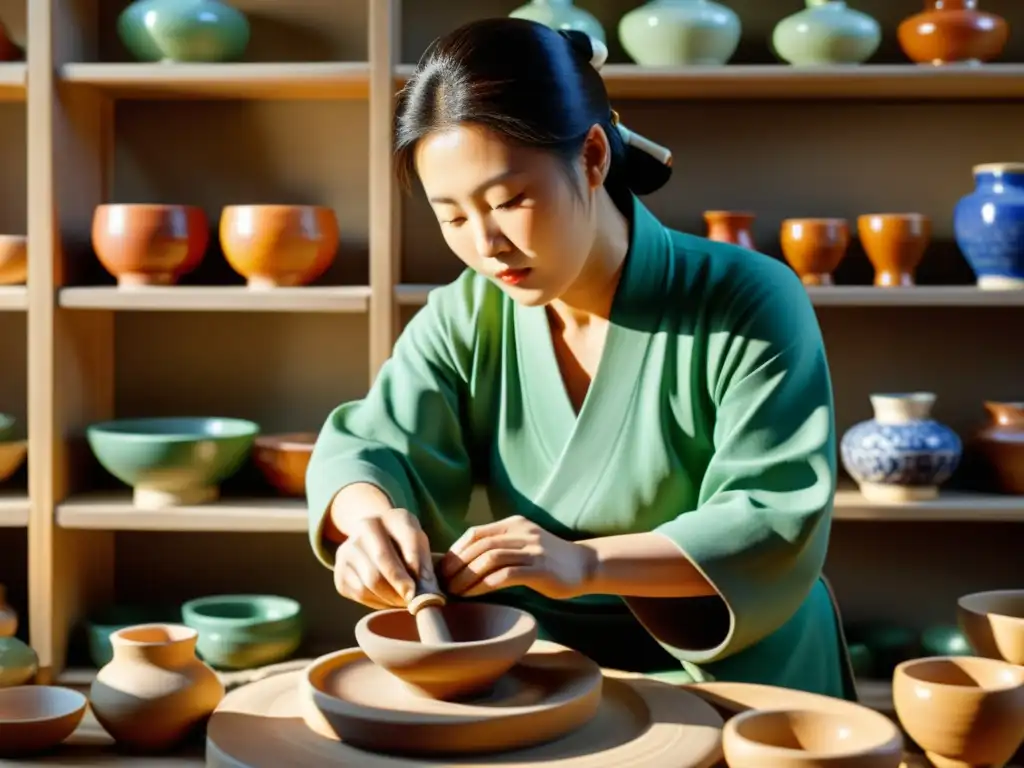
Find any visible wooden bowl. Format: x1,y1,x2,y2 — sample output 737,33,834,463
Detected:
958,589,1024,665
780,218,850,286
92,204,209,287
0,685,87,757
354,603,538,701
893,655,1024,768
219,205,339,288
722,707,903,767
0,235,27,285
253,432,316,497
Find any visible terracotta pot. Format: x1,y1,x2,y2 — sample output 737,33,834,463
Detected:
780,218,849,286
0,236,27,285
897,0,1008,66
89,623,225,751
857,213,930,287
704,210,755,250
0,584,17,638
970,401,1024,494
91,204,209,287
253,433,316,497
219,205,339,288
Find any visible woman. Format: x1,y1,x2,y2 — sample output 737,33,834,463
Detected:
306,18,854,700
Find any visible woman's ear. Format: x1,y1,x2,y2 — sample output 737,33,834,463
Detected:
580,123,612,191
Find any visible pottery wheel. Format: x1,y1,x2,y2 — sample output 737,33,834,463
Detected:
205,667,724,767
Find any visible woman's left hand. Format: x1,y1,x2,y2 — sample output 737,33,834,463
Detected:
438,515,595,599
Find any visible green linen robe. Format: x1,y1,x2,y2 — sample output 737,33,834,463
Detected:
307,196,852,699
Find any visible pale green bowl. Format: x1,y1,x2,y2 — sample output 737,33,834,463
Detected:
182,594,303,670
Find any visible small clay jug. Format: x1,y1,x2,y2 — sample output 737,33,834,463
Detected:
971,401,1024,495
780,218,849,286
0,584,16,638
704,211,756,250
857,213,931,287
89,623,225,751
897,0,1009,65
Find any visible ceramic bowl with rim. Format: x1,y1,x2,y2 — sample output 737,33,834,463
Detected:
354,602,538,701
252,432,316,497
722,707,903,768
0,235,27,285
85,417,259,509
958,589,1024,665
182,594,303,670
0,685,87,757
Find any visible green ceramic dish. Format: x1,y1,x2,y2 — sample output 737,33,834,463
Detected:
0,414,14,442
85,417,259,507
921,625,972,657
182,594,303,671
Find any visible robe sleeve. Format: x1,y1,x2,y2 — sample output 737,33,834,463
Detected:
625,257,836,665
305,272,487,568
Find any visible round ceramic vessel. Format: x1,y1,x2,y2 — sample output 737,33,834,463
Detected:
840,393,961,501
0,637,38,687
0,685,87,757
117,0,250,63
508,0,606,43
954,163,1024,290
957,589,1024,665
182,594,303,670
619,0,742,66
772,0,881,66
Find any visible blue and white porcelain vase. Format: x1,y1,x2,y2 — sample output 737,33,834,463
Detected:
840,393,961,503
954,162,1024,290
509,0,606,44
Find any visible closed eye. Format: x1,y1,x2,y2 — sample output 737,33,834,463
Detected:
495,193,525,210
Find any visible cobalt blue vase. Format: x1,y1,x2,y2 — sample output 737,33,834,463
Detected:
954,162,1024,290
840,393,961,503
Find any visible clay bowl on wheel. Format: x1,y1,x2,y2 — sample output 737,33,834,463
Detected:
92,204,209,287
0,235,27,285
0,685,87,757
722,707,903,767
252,432,316,496
219,205,339,288
85,417,259,510
957,589,1024,665
893,655,1024,768
354,602,538,701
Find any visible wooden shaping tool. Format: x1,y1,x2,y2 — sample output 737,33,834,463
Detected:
407,574,453,644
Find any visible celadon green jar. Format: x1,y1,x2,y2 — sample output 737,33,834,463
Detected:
117,0,251,63
772,0,881,65
619,0,741,66
509,0,606,43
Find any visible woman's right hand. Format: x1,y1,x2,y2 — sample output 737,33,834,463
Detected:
332,507,436,610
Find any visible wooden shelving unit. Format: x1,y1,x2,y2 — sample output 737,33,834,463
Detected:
0,0,1020,733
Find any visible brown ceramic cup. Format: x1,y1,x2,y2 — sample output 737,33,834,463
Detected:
893,655,1024,768
958,590,1024,666
857,213,930,287
704,210,756,250
253,433,316,497
0,236,27,285
780,218,850,286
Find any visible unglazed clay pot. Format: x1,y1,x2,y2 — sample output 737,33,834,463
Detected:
840,392,961,502
893,656,1024,768
0,236,27,285
92,204,209,287
219,205,340,288
722,707,903,767
772,1,882,66
970,401,1024,494
89,623,225,751
898,0,1008,66
954,163,1024,290
0,585,17,638
253,432,316,497
0,686,87,757
508,0,606,43
619,0,742,66
117,0,250,63
857,213,931,287
958,590,1024,666
780,218,849,286
704,211,755,250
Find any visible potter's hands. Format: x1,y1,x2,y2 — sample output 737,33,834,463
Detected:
332,508,438,611
438,516,595,600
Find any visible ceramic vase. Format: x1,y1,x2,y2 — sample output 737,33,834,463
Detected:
772,1,881,66
619,0,741,66
509,0,606,43
89,623,225,751
117,0,250,63
954,163,1024,290
897,0,1009,66
0,636,38,687
857,213,931,287
780,218,849,285
840,393,962,502
704,211,756,250
0,584,16,638
970,401,1024,495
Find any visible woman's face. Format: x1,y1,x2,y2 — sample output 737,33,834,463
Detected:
415,123,605,306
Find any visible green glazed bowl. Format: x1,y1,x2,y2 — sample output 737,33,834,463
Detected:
85,417,259,509
0,413,14,442
182,594,303,671
921,625,972,657
117,0,251,63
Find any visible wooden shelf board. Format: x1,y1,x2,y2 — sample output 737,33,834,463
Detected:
833,489,1024,522
0,286,28,310
0,493,29,527
396,63,1024,100
398,284,1024,308
60,61,371,100
58,285,371,312
57,494,306,532
0,63,26,101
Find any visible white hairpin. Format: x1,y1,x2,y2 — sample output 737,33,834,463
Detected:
589,38,608,71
